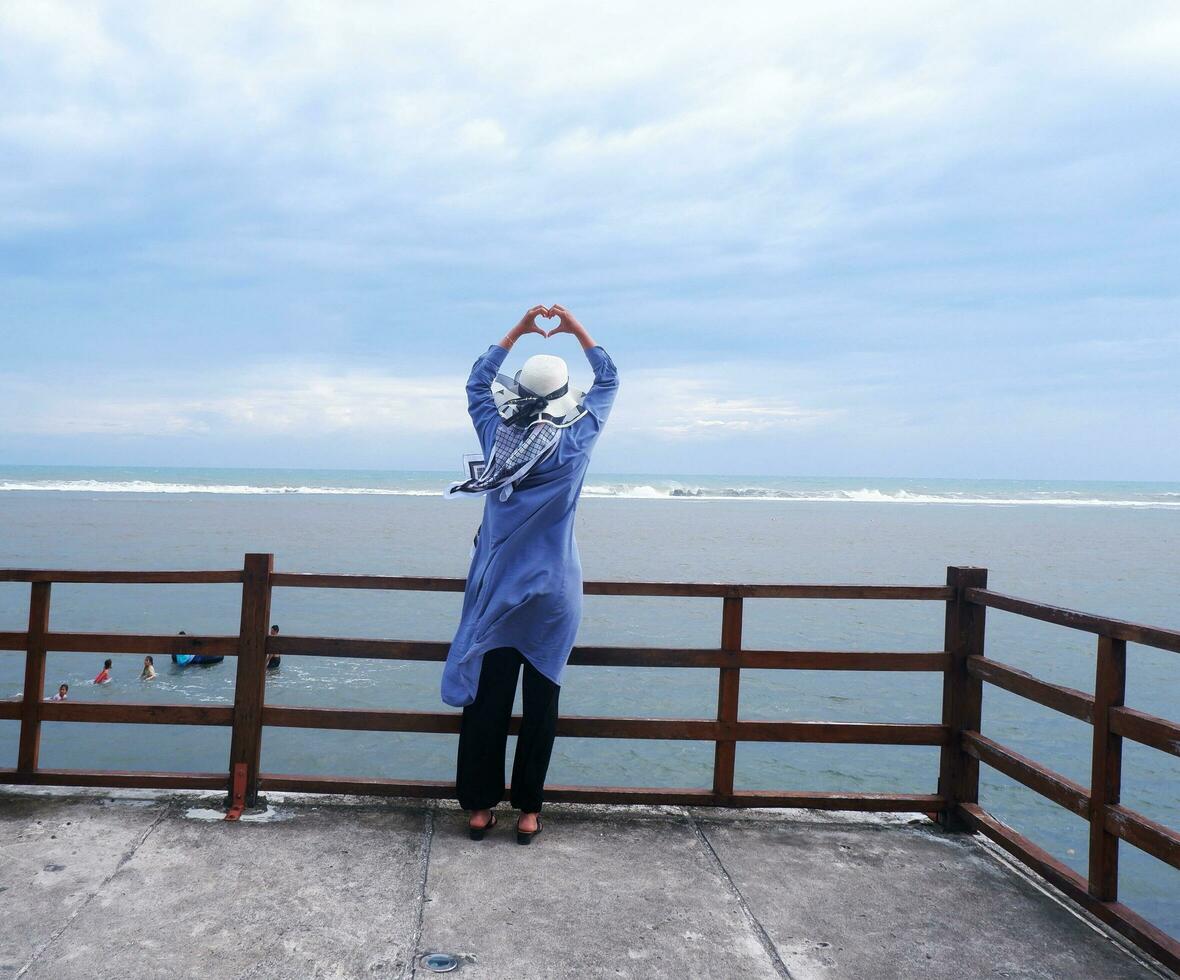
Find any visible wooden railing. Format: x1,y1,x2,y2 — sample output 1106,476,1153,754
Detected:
0,556,1177,972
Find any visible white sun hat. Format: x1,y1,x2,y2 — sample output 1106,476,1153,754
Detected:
491,354,587,429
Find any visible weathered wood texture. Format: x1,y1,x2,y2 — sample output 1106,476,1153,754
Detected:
227,553,273,804
44,632,237,656
1104,804,1180,872
270,571,952,600
1109,706,1180,758
1089,636,1127,901
262,704,944,744
0,569,242,584
17,583,51,773
966,588,1180,654
962,730,1090,819
712,596,743,802
0,767,227,789
41,702,233,726
257,772,942,812
266,635,947,670
967,655,1094,723
937,566,987,829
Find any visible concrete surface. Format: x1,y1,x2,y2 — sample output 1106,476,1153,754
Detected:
0,790,1172,980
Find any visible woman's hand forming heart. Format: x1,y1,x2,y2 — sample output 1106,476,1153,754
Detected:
545,304,597,350
498,305,552,350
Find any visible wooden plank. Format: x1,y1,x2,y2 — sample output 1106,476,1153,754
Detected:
228,553,273,805
1109,707,1180,759
266,635,948,671
0,569,242,584
712,596,742,803
44,632,237,656
966,588,1180,655
938,566,987,829
270,572,467,592
737,650,950,671
1104,804,1180,871
264,706,460,734
257,773,943,812
730,791,943,812
264,706,715,739
259,773,720,806
958,803,1180,975
268,636,449,661
967,656,1094,723
0,700,21,721
269,571,951,600
962,731,1090,819
40,702,233,727
262,705,944,744
17,582,51,773
0,632,27,650
736,721,947,745
1089,636,1127,901
0,768,227,790
584,583,954,600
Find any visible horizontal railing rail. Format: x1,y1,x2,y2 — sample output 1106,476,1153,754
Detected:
0,556,1176,972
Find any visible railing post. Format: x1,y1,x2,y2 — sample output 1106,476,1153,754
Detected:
228,553,273,808
17,581,52,775
1088,634,1126,901
937,565,987,829
712,594,743,805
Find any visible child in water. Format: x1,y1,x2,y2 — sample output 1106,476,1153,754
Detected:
93,659,112,684
49,683,68,701
141,655,157,680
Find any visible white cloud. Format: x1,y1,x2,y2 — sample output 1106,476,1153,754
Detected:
0,366,471,438
612,368,838,439
0,358,841,443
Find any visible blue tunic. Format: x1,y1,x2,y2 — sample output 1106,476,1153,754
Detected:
441,344,619,707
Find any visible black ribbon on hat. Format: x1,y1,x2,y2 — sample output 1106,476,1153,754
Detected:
503,377,569,428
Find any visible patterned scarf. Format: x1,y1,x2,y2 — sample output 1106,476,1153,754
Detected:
445,421,559,502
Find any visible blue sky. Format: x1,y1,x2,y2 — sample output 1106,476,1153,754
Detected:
1,2,1178,478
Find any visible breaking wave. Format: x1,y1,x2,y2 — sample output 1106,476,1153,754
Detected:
2,478,1178,507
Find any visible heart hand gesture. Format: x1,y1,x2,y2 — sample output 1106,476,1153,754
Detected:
544,304,596,350
498,304,596,351
500,305,552,350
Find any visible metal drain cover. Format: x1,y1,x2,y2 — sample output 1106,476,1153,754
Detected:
419,952,460,973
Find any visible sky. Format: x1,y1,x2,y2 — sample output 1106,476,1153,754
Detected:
1,2,1178,479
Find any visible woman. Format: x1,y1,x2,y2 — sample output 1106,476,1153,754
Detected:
443,304,618,844
141,655,157,680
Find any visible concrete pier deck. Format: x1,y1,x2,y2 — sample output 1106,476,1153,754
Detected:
0,789,1172,980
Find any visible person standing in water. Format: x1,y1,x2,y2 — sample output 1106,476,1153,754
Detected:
141,656,157,680
49,683,68,701
267,625,281,671
443,304,619,844
93,659,112,685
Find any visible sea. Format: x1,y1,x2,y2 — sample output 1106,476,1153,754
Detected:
1,464,1177,933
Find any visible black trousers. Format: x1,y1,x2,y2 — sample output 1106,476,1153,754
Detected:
455,647,560,813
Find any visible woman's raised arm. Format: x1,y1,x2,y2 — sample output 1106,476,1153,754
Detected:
547,304,618,426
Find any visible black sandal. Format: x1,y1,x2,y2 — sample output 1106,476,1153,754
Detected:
516,815,543,845
468,812,497,841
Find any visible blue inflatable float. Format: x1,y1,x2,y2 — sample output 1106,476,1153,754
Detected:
171,653,224,667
